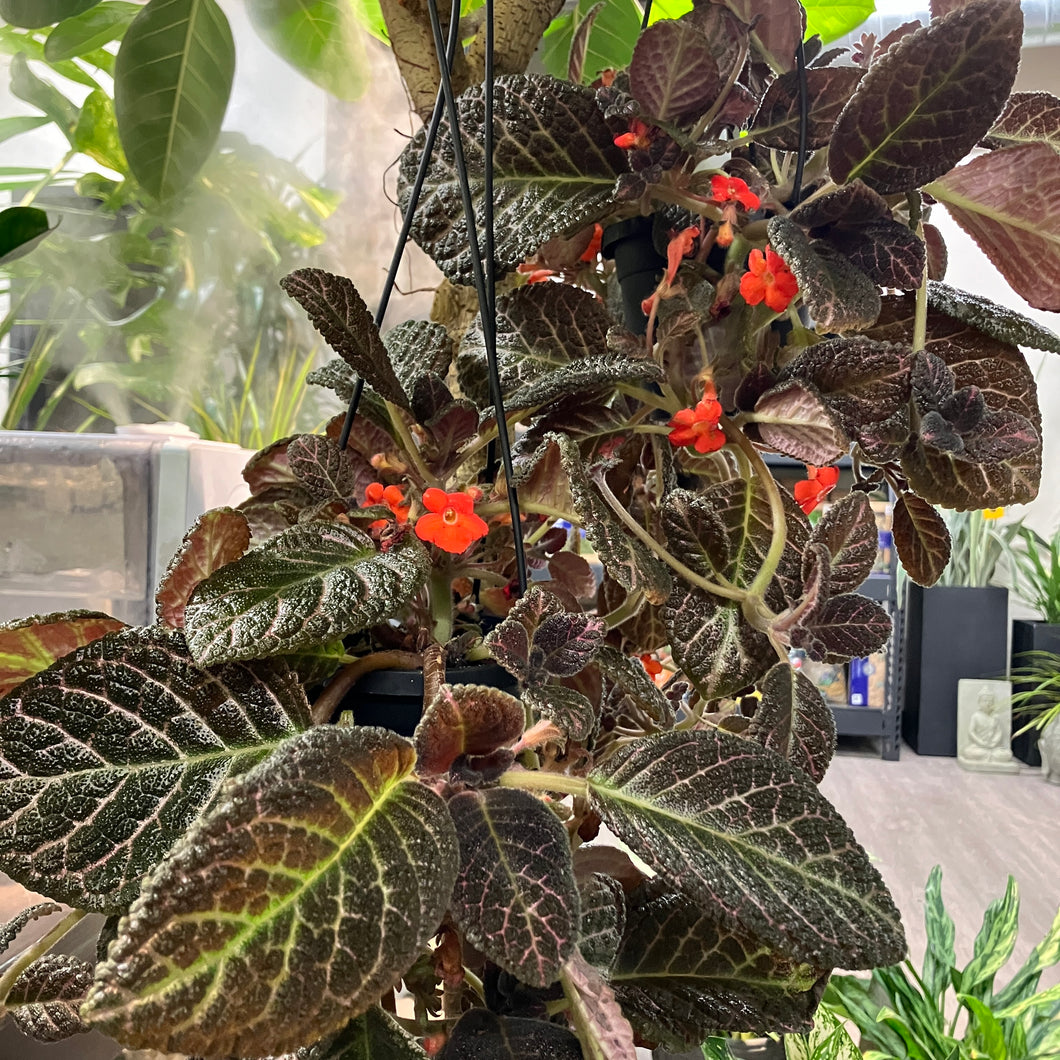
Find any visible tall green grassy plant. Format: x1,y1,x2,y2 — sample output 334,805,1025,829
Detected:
1006,527,1060,623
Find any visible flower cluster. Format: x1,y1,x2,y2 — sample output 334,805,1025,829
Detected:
709,174,760,247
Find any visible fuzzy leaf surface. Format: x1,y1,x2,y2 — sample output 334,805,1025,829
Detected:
184,523,429,665
0,902,62,958
720,0,801,72
748,663,837,783
6,953,93,1042
114,0,234,200
288,434,360,502
611,884,828,1047
752,66,863,151
628,15,721,125
281,268,406,405
156,508,251,628
82,727,458,1057
751,380,849,464
437,1009,583,1060
523,683,598,743
829,0,1022,192
400,75,626,284
789,593,892,664
0,627,309,912
825,219,926,291
984,91,1060,152
306,1005,429,1059
0,610,125,697
448,787,579,988
383,320,454,403
927,282,1060,354
413,684,525,776
808,492,878,594
562,949,638,1060
578,872,626,969
587,728,906,968
892,494,951,586
926,143,1060,311
767,217,880,332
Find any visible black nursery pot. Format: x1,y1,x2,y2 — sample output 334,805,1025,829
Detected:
1011,619,1060,766
601,216,666,335
343,662,520,737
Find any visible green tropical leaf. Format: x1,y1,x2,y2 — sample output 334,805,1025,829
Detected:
0,114,50,146
0,627,311,911
540,0,643,85
183,522,430,666
921,865,957,1003
114,0,235,200
784,1007,863,1060
43,2,139,61
5,954,93,1043
961,876,1020,998
587,728,906,968
400,74,626,285
247,0,369,101
73,88,126,171
829,0,1023,193
0,0,102,27
9,54,78,138
611,883,827,1048
994,905,1060,1011
83,727,458,1057
993,982,1060,1021
449,787,579,988
958,993,1006,1060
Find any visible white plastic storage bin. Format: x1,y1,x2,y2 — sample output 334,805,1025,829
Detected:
0,425,252,626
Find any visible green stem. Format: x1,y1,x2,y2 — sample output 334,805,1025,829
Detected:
594,475,747,604
478,500,579,526
0,908,86,1010
617,383,675,412
18,149,75,209
429,566,454,646
310,650,422,725
497,769,589,797
913,222,929,356
386,401,441,488
602,590,644,630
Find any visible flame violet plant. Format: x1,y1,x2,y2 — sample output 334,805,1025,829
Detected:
3,0,1060,1057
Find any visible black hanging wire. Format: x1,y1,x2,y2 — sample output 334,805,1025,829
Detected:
426,0,528,596
791,32,809,205
640,0,653,30
337,0,462,451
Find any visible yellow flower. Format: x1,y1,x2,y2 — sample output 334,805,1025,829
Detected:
982,507,1005,520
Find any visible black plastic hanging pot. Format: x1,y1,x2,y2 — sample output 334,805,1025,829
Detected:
601,216,667,335
339,661,520,737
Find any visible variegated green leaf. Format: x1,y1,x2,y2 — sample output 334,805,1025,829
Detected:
83,727,458,1058
587,729,906,968
183,522,430,665
0,628,310,912
784,1007,863,1060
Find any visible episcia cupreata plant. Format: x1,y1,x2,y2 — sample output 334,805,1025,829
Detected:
3,0,1060,1056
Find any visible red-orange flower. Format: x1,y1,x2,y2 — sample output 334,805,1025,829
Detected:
710,174,760,211
579,223,604,262
415,488,489,553
614,118,653,151
641,226,700,316
668,383,725,454
793,465,840,515
365,482,410,529
740,246,799,313
640,653,663,677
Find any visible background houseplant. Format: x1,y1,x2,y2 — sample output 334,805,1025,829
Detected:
1008,650,1060,781
826,866,1060,1060
1,0,1060,1057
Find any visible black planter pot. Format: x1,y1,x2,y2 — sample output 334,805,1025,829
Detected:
601,216,666,335
901,585,1009,756
342,661,519,737
1010,619,1060,766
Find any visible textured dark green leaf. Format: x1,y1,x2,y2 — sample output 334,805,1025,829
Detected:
532,611,606,679
83,727,458,1057
660,488,730,583
751,66,863,151
115,0,235,200
304,1005,429,1059
829,0,1022,193
0,627,310,912
7,953,93,1042
281,268,406,405
184,523,430,665
866,294,1042,508
825,219,926,291
588,728,906,968
767,216,880,332
595,642,675,730
0,205,55,264
809,492,878,594
552,433,672,605
0,903,62,959
751,380,850,464
719,0,801,72
984,91,1060,152
308,357,357,401
246,0,368,101
400,75,626,284
629,15,721,125
0,0,101,27
448,787,579,988
928,281,1060,353
523,684,598,743
156,507,252,628
788,180,891,229
43,2,139,61
485,586,570,682
288,434,360,502
562,949,638,1060
748,662,837,783
611,883,828,1048
790,593,892,664
383,319,454,404
505,353,662,417
578,872,626,969
926,143,1060,312
438,1009,583,1060
413,683,525,776
892,493,951,587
